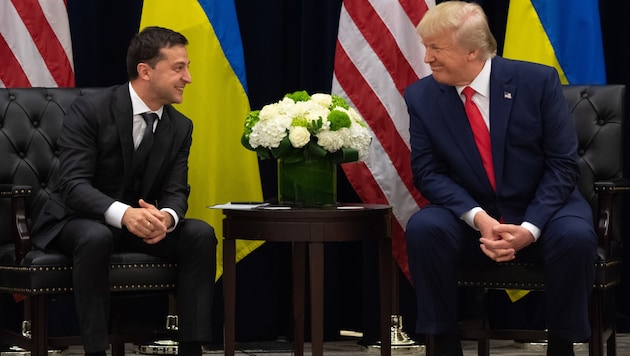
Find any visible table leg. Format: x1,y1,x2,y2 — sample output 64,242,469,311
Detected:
379,238,392,356
223,239,236,356
292,242,307,356
309,242,324,356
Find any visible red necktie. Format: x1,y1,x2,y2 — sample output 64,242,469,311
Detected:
463,86,495,190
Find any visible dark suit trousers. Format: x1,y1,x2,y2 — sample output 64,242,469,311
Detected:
405,205,597,342
55,218,216,352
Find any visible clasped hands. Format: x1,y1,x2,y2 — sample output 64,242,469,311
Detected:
122,199,174,244
474,211,535,262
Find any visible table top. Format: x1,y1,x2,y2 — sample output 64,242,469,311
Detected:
222,203,392,242
222,203,390,216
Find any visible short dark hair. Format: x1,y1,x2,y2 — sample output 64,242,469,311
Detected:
126,26,188,80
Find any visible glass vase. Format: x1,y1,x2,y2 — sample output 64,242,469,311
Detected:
277,156,337,207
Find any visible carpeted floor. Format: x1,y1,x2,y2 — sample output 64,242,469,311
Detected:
215,333,629,355
3,333,628,355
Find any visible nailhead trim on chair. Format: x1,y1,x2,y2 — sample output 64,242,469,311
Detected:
111,284,177,290
112,263,177,269
0,263,178,293
0,263,177,271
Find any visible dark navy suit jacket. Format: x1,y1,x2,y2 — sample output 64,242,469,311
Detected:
32,84,193,250
404,56,592,230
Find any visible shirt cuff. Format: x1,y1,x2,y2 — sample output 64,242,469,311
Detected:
521,221,541,242
105,201,131,229
161,208,179,233
461,207,484,230
105,201,179,232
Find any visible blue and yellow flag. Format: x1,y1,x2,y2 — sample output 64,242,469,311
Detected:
503,0,606,85
503,0,605,302
140,0,263,280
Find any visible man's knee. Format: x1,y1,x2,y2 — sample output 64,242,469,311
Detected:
62,219,114,257
407,206,459,239
178,219,217,251
544,216,597,262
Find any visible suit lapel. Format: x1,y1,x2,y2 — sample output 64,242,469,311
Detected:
113,85,135,180
489,57,516,191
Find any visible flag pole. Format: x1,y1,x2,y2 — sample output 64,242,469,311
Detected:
366,254,423,353
388,259,423,351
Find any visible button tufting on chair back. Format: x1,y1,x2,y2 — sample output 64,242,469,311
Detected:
566,85,625,259
0,88,102,238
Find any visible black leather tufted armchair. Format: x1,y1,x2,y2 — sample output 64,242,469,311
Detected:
0,88,179,355
425,85,627,356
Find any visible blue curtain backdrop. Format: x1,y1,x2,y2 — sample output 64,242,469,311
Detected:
65,0,630,343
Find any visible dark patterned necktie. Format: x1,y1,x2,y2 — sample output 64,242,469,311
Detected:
138,112,157,150
133,112,157,173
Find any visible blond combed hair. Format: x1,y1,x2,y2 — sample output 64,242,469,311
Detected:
417,1,497,60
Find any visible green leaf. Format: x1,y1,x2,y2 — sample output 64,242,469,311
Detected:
257,148,272,160
306,141,328,157
330,148,359,163
241,134,254,151
283,150,304,163
271,136,294,159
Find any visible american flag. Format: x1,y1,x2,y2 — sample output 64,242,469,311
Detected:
332,0,433,279
0,0,74,88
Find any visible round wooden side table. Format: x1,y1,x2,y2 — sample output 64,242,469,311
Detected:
222,204,392,356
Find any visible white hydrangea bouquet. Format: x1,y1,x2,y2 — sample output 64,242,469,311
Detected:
241,90,371,163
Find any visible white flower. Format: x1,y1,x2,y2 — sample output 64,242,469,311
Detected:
310,93,333,107
347,121,372,161
316,129,345,153
288,126,311,148
242,91,372,163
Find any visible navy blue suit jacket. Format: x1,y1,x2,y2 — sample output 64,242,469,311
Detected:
404,56,592,230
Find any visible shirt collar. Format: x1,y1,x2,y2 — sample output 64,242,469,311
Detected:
128,82,164,119
456,58,492,98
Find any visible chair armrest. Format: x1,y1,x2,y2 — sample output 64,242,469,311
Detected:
593,179,629,257
0,184,33,264
594,178,630,192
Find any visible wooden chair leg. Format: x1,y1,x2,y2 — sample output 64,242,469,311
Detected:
28,295,49,356
477,339,490,356
111,342,126,356
606,290,617,356
589,319,604,356
478,289,491,356
589,290,605,356
426,334,436,356
607,328,616,356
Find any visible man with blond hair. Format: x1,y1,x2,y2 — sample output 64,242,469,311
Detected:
404,2,596,355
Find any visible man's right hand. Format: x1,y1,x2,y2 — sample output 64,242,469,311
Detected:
474,210,516,262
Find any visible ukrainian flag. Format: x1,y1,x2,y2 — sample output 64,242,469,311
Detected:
140,0,263,280
503,0,606,84
503,0,605,302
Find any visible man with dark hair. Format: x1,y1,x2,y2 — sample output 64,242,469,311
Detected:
404,2,597,356
32,26,216,356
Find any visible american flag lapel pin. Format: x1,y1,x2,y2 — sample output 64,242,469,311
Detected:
504,91,513,99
